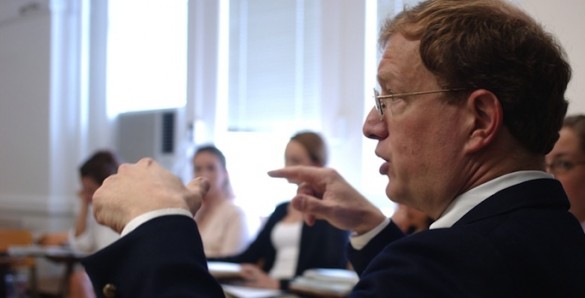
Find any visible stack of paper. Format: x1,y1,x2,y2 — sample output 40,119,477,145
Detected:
207,261,243,279
221,284,284,298
289,268,359,297
7,245,86,258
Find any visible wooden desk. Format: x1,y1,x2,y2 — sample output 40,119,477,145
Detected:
7,245,86,298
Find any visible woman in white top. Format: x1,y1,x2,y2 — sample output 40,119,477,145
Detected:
546,114,585,231
39,150,121,298
68,152,120,253
192,145,251,257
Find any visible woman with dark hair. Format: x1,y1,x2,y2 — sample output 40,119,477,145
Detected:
70,150,121,252
39,150,121,297
211,131,349,291
192,145,252,257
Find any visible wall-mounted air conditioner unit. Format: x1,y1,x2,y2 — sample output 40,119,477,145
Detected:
116,108,190,177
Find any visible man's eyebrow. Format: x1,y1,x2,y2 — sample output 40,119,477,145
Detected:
376,74,384,85
376,73,391,88
377,66,398,84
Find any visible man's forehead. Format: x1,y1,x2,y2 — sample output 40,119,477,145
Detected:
377,36,426,85
381,35,421,64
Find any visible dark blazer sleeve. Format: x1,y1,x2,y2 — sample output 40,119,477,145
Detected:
348,227,517,298
82,215,224,298
348,220,404,275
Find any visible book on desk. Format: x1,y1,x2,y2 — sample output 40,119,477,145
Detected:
7,245,87,259
207,262,359,297
289,268,358,298
208,262,358,298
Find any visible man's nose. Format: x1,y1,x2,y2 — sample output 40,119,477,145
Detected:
363,107,388,140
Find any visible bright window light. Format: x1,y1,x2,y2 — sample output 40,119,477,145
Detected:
106,0,188,117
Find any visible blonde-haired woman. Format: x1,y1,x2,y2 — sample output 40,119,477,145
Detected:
211,131,349,290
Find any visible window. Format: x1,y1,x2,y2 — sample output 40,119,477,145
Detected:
208,0,400,217
106,0,188,117
226,0,321,132
211,1,422,217
215,0,324,216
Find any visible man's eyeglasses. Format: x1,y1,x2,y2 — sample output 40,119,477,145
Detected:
546,159,585,175
373,88,467,118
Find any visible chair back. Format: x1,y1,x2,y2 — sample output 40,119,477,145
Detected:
0,229,34,252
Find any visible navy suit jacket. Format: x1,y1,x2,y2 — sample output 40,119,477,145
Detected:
83,178,585,297
349,178,585,297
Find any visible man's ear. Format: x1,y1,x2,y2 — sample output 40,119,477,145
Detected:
463,89,503,154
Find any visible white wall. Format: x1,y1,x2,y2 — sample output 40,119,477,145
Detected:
0,0,81,283
0,0,80,216
519,0,585,114
0,3,52,207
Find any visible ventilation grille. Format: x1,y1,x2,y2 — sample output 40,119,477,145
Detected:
161,111,175,154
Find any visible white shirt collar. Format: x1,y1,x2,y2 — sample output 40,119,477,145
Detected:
429,171,553,229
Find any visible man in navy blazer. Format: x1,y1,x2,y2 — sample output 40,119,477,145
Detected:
85,0,585,297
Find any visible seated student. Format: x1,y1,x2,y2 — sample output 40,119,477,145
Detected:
192,145,251,257
39,150,120,298
211,131,349,290
546,115,585,231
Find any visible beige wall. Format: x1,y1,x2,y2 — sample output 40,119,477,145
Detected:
520,0,585,115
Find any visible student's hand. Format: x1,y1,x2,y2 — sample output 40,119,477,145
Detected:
77,189,93,205
92,158,209,233
37,232,68,246
239,264,279,289
268,166,386,235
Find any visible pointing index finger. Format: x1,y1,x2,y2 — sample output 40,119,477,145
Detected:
267,166,324,184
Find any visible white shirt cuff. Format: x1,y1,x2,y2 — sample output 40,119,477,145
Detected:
120,208,193,236
349,218,390,250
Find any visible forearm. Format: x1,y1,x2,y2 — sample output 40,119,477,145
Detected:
73,203,90,237
349,220,404,274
